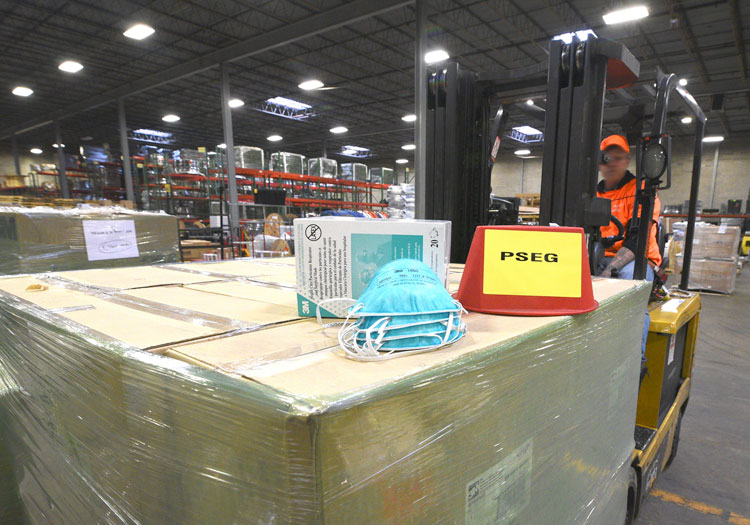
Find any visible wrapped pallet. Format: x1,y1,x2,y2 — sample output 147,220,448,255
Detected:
0,206,179,275
672,222,741,293
0,259,649,523
270,152,305,174
308,157,338,178
234,146,264,170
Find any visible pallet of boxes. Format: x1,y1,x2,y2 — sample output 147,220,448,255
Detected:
671,222,742,294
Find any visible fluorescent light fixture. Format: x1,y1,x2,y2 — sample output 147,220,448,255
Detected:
395,159,409,164
266,96,312,110
515,149,531,156
12,86,33,97
133,128,172,138
603,5,649,25
58,60,83,73
702,136,724,143
267,135,283,142
514,125,542,135
401,144,416,151
552,30,596,44
341,145,371,158
52,143,65,148
298,79,324,90
81,136,93,141
30,148,43,154
228,98,244,108
161,114,180,122
402,114,417,122
526,99,534,106
424,49,450,64
681,116,693,124
217,143,226,149
123,23,155,40
330,126,348,134
679,78,688,86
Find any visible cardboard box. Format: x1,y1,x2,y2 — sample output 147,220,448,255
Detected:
672,223,741,259
0,259,649,523
294,217,451,317
0,206,179,274
675,255,738,294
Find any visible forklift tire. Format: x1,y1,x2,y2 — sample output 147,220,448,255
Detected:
625,466,638,525
664,411,683,469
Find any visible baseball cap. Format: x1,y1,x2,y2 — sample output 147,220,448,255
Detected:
600,135,630,153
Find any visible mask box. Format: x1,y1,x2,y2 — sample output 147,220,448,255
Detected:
294,217,451,317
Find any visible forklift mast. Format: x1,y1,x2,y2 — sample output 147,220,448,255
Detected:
424,35,638,264
539,36,639,267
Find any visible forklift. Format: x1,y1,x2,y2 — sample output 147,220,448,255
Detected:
425,33,705,524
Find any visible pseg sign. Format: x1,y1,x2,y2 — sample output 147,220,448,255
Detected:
483,229,582,298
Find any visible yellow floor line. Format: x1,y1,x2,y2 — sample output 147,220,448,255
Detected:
729,513,750,525
651,489,750,522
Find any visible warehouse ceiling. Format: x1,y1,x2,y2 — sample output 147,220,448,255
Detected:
1,0,749,167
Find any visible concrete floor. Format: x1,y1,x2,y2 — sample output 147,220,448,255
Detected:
635,269,750,524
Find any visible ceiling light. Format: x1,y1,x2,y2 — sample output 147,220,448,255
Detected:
702,136,724,143
123,23,155,40
52,143,65,148
681,116,693,124
298,79,324,90
424,49,450,64
228,98,244,108
402,114,417,122
267,135,283,142
30,148,43,154
217,143,226,149
603,5,649,25
12,86,33,97
526,99,534,106
58,60,83,73
330,126,348,134
401,144,416,150
679,78,688,86
514,149,531,156
81,136,93,141
162,114,180,122
395,159,409,164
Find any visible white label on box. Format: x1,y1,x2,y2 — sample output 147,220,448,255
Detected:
667,335,676,365
465,439,532,524
82,220,140,261
718,224,727,234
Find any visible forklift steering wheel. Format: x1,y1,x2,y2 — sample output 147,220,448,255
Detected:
601,215,625,248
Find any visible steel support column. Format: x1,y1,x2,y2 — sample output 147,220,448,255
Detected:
118,98,136,203
708,145,720,209
414,0,427,219
220,63,240,233
11,135,21,176
55,121,70,199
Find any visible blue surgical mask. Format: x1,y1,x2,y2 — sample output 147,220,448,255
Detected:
331,259,467,361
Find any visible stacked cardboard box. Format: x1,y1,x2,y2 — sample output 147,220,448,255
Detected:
673,223,741,293
0,259,649,523
0,206,179,275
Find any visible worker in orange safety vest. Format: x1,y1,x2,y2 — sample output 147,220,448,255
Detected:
596,134,662,279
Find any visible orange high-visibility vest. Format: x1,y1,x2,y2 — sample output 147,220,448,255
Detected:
597,172,662,268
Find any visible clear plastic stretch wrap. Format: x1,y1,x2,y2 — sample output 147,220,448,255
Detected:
0,206,179,275
0,258,650,524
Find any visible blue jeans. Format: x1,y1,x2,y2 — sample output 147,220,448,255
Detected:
600,258,654,366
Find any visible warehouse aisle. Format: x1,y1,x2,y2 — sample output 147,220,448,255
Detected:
636,269,750,524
